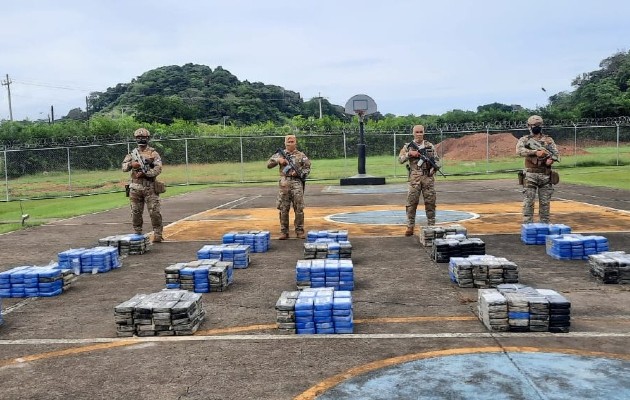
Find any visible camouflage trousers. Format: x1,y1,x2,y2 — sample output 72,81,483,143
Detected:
405,176,437,227
522,172,554,224
129,186,163,235
276,178,305,235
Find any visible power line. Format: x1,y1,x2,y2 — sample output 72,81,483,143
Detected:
12,79,95,92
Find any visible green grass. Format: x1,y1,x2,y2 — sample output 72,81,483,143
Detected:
0,184,213,234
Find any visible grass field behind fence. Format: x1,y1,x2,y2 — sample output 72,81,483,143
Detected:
3,145,629,200
0,151,628,234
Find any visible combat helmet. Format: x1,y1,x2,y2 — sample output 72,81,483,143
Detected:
134,127,151,138
527,115,543,127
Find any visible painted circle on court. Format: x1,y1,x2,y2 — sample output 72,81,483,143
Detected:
315,352,630,399
325,209,479,225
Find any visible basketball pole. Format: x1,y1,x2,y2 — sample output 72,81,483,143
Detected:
357,111,366,175
340,93,385,185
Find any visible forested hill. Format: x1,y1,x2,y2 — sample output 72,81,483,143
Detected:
86,63,347,125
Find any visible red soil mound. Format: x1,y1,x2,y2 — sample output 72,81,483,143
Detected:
435,132,587,161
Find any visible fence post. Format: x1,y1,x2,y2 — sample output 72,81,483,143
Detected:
67,147,73,196
393,131,398,177
343,130,348,176
240,134,244,183
439,129,444,170
185,138,190,185
3,147,8,202
615,122,620,166
486,125,490,173
573,123,577,168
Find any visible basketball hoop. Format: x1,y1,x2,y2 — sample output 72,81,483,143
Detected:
344,94,377,117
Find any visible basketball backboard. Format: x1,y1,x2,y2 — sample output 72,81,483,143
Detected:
344,94,377,116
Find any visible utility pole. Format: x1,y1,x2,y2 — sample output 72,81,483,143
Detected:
50,105,54,124
85,96,90,128
1,74,13,121
318,92,323,119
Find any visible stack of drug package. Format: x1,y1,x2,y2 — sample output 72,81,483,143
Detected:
449,255,518,288
164,259,234,292
289,288,353,334
58,246,122,274
0,265,67,298
432,234,485,263
500,284,553,333
306,230,349,243
114,289,205,337
99,233,152,255
275,290,299,334
521,223,571,245
295,259,354,290
522,223,572,245
546,234,609,260
536,288,571,333
588,251,630,284
197,244,250,269
47,262,78,291
419,224,467,247
504,290,531,332
222,230,270,253
478,284,570,333
477,288,508,331
304,239,352,260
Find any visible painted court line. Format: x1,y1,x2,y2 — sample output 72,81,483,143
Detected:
2,331,630,346
554,197,630,215
2,333,630,370
180,195,262,221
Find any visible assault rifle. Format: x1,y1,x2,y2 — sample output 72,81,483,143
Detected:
277,148,306,190
131,148,151,174
525,137,560,163
407,141,446,178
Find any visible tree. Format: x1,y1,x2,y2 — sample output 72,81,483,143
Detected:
552,50,630,118
63,108,87,121
135,96,197,124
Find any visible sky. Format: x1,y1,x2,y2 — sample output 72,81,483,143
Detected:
1,0,629,122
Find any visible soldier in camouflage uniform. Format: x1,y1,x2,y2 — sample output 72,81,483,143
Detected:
398,124,441,236
267,135,311,240
516,115,560,224
122,128,164,243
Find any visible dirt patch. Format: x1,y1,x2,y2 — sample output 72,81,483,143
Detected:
435,132,589,161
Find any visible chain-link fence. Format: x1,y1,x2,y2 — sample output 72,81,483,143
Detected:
1,123,629,201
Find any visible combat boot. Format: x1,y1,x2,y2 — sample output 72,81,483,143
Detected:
279,233,289,240
405,227,414,237
152,234,163,243
296,231,306,239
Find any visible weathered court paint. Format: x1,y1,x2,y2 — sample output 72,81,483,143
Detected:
326,209,479,225
164,200,630,241
296,347,630,400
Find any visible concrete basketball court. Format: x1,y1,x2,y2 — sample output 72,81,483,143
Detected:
0,179,629,399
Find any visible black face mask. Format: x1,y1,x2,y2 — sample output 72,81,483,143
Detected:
136,138,148,145
531,126,542,134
